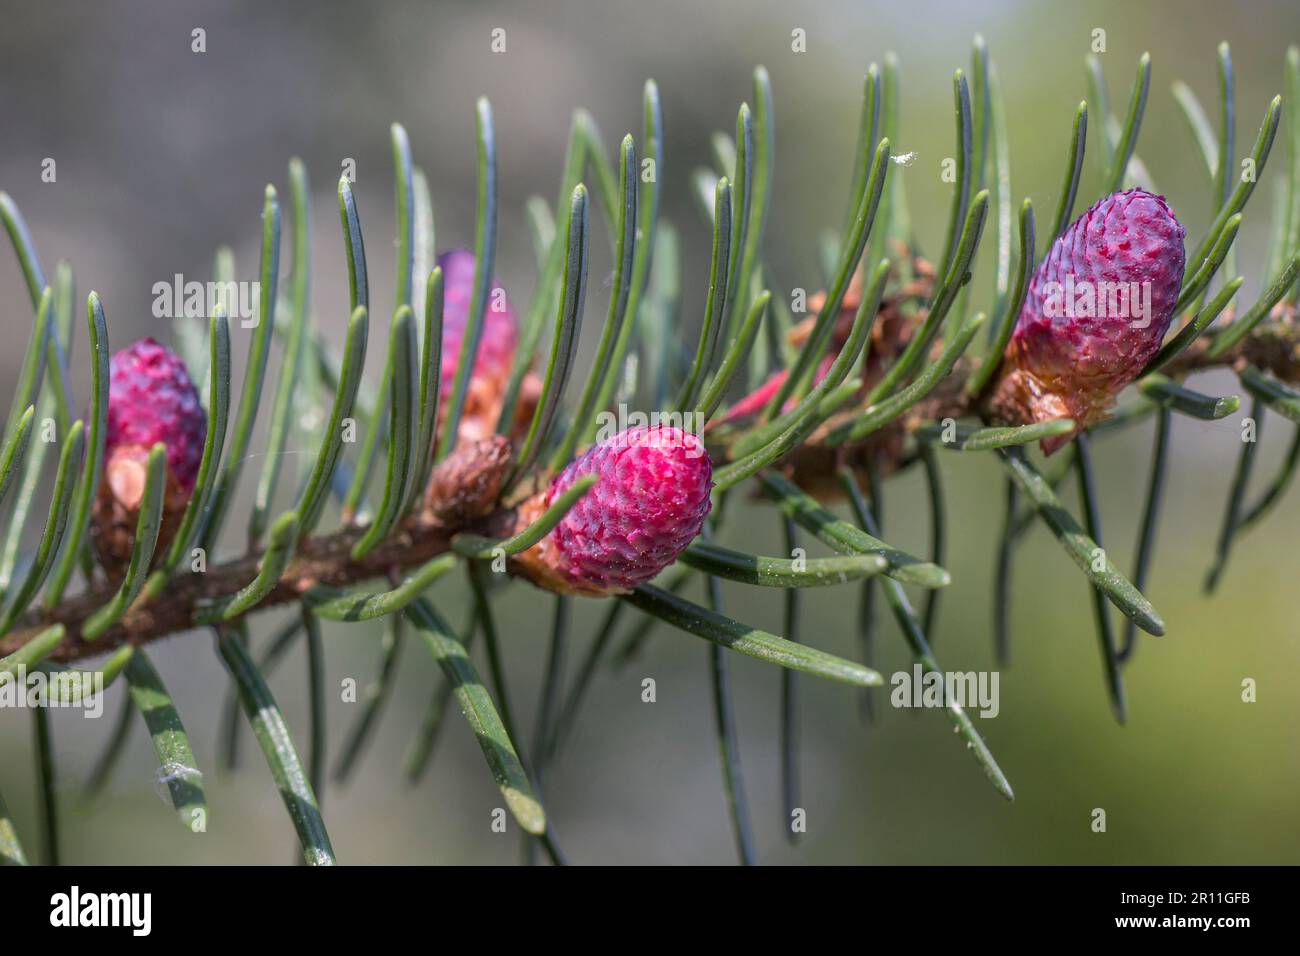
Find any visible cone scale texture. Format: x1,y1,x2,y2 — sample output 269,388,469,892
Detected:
991,188,1186,452
515,425,713,596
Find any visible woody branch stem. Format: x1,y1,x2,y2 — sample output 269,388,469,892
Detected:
4,313,1296,665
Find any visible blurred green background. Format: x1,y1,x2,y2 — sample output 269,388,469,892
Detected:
2,0,1299,864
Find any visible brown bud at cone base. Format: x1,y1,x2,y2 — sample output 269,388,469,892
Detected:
90,445,192,583
424,434,513,526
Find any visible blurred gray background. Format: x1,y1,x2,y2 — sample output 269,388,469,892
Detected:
2,0,1299,864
